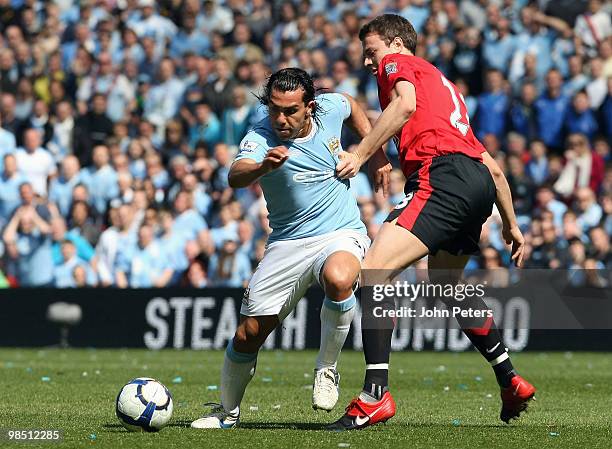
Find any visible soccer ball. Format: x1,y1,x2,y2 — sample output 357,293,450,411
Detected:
115,377,174,432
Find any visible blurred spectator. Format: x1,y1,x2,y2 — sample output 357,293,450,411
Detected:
554,133,605,197
199,0,234,35
203,58,238,117
507,155,535,225
72,93,113,166
534,69,569,152
76,51,134,122
172,190,208,242
48,100,75,159
92,203,133,287
587,57,608,110
0,0,608,288
574,0,611,58
144,58,185,130
185,258,209,287
50,215,94,266
169,13,209,60
3,202,53,286
53,239,95,288
525,139,549,186
80,145,119,216
68,200,100,246
127,0,177,53
601,77,612,141
589,226,612,268
222,86,254,147
565,91,599,142
574,186,603,230
15,128,56,196
1,93,23,139
49,155,81,217
0,113,17,160
188,103,221,148
115,223,173,288
218,23,264,70
0,154,25,223
534,184,568,229
476,69,509,140
483,15,516,74
562,55,590,98
208,238,251,288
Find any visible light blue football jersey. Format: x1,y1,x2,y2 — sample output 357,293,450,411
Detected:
235,93,366,242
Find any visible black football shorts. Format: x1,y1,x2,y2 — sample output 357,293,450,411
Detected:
385,153,496,256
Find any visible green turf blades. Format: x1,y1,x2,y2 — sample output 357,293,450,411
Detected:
0,349,611,448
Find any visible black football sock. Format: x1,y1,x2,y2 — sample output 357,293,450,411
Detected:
361,328,393,400
454,297,516,388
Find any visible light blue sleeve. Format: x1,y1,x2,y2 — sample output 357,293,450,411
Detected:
318,93,351,121
235,130,269,163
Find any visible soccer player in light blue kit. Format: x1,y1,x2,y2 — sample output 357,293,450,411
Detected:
192,68,391,429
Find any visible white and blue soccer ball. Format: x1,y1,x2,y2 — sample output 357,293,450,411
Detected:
115,377,174,432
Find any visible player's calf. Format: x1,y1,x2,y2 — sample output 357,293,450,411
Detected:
191,315,278,430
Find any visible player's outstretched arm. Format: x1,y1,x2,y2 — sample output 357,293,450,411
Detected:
228,146,289,188
341,94,392,196
481,151,525,267
336,80,415,180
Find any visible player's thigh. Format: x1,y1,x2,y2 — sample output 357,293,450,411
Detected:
363,219,429,275
243,239,314,322
313,231,369,297
428,250,470,285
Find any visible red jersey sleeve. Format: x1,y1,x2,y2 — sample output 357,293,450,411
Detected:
379,53,417,91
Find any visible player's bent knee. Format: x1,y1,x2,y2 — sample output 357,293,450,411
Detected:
233,315,278,352
233,318,264,352
322,265,357,299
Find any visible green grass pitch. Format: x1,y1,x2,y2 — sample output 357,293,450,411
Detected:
1,349,611,448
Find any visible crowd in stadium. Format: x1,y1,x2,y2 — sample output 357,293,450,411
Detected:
0,0,609,288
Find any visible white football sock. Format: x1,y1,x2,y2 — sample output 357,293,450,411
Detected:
315,293,356,370
220,340,257,416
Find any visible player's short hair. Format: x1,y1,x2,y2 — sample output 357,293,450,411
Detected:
257,68,323,124
359,14,417,54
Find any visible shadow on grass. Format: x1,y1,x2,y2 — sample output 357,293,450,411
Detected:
236,422,327,431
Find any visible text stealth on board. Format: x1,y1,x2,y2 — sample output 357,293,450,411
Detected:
143,296,529,351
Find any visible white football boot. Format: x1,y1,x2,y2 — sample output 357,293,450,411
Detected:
312,367,340,411
191,403,240,429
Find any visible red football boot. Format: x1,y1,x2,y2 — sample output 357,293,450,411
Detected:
500,375,536,423
326,391,396,431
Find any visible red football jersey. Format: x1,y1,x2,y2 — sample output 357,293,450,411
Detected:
377,53,485,177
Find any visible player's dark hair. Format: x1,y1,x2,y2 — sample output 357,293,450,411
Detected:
257,68,324,127
359,14,417,54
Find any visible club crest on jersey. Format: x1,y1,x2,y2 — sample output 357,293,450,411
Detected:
385,62,398,75
327,136,341,155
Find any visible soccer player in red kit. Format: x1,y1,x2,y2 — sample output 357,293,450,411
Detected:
328,14,536,431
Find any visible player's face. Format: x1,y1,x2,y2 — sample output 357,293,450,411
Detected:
268,88,314,140
362,33,394,76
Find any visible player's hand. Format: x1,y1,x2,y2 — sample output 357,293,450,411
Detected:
261,146,289,173
368,150,392,197
336,151,362,179
502,225,525,268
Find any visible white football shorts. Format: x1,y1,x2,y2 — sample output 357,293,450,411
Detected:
241,229,370,320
